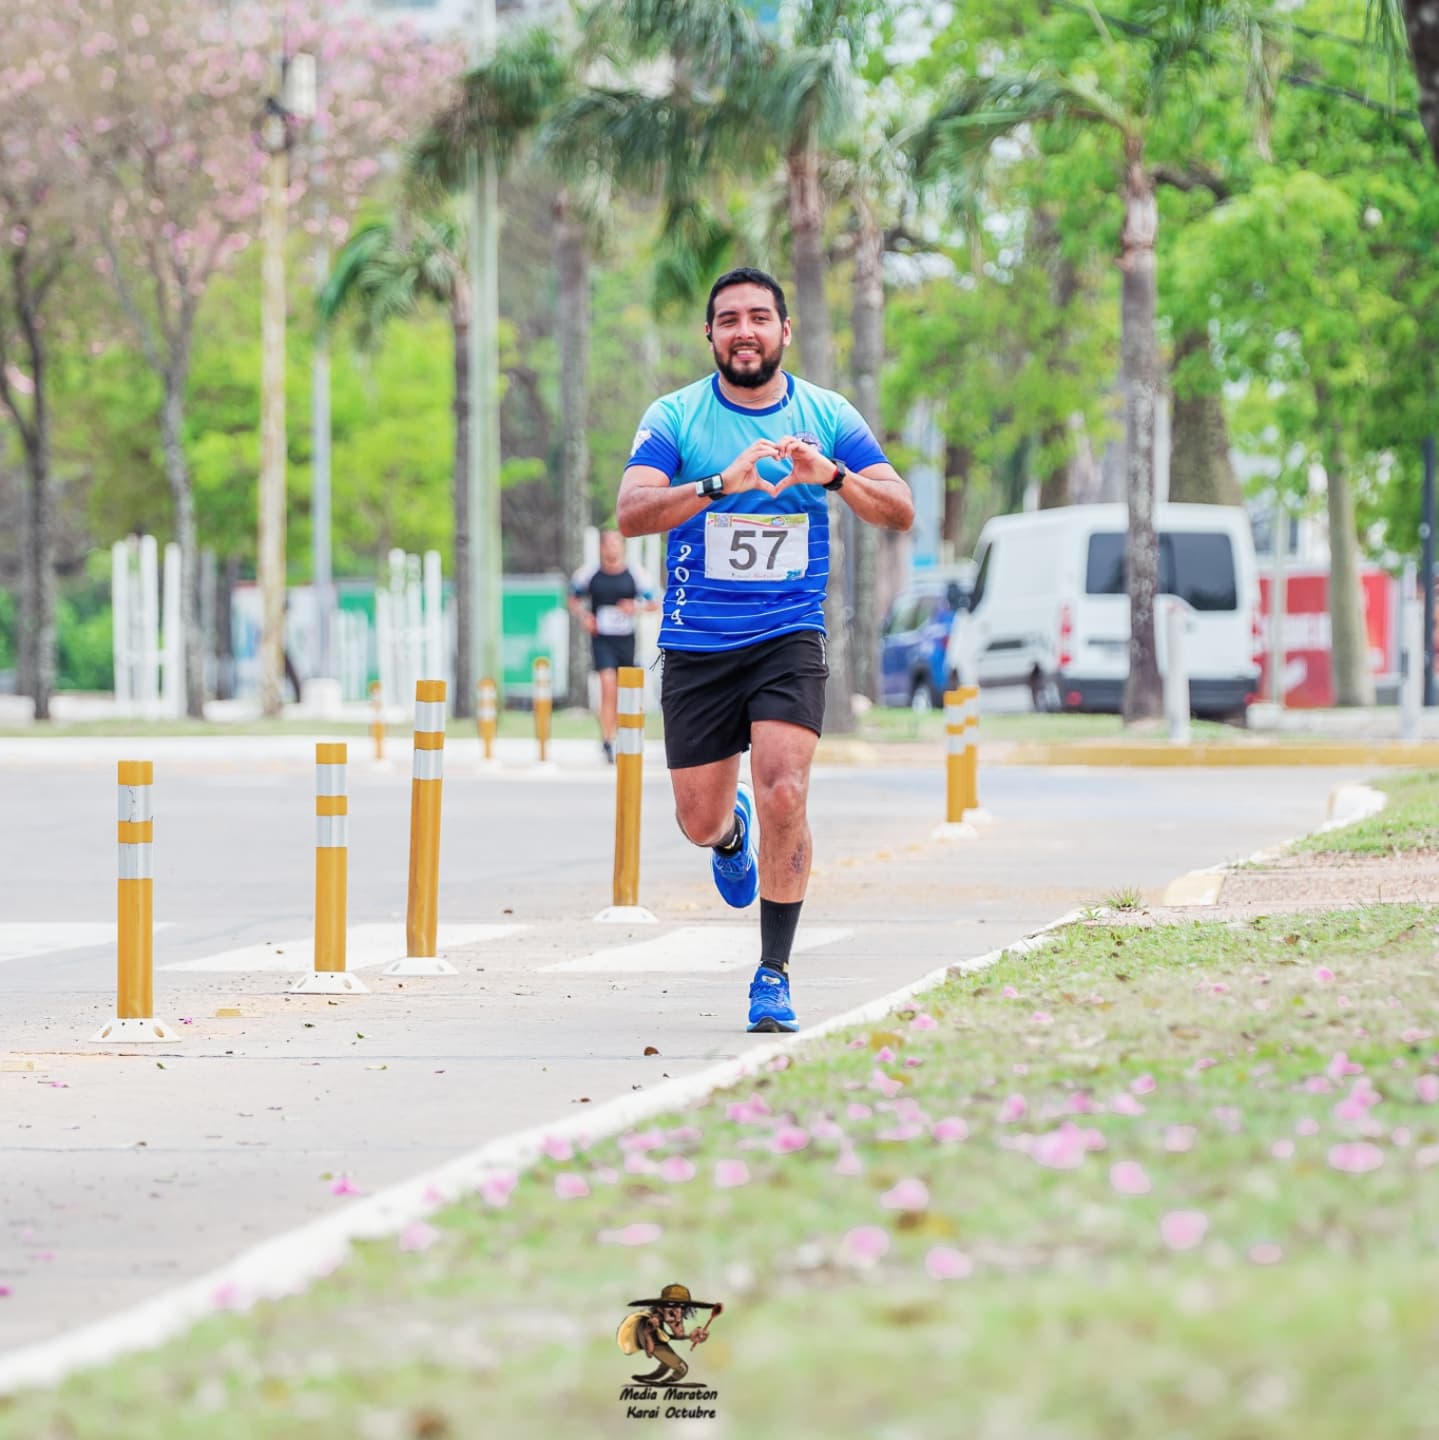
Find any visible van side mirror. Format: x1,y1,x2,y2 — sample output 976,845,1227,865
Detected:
946,582,968,612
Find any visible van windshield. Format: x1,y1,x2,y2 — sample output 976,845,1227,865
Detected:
1085,531,1238,612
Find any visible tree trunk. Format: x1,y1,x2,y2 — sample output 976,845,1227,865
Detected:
1317,398,1376,707
849,195,884,701
786,138,854,732
1037,217,1077,512
1168,329,1242,505
1120,153,1164,724
943,442,971,555
1038,419,1070,509
451,289,474,718
19,411,56,721
1403,1,1439,167
555,189,592,709
160,373,205,718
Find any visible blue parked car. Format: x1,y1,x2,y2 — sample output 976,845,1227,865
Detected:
878,567,975,710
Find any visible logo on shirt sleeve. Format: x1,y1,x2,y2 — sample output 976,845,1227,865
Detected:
630,427,653,457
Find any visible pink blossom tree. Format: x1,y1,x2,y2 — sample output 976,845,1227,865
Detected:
50,0,459,714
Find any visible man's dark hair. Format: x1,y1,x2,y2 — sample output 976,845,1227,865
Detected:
705,267,788,328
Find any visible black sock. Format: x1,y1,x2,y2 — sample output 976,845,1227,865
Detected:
759,899,803,973
713,818,742,856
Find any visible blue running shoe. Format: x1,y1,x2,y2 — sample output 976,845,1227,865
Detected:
711,781,759,909
747,964,798,1033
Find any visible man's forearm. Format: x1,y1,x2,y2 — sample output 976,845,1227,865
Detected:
617,481,710,537
841,472,916,532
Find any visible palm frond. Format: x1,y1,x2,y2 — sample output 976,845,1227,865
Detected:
651,197,736,315
739,43,857,152
582,0,763,86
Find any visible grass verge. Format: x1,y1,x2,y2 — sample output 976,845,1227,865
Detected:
5,905,1439,1439
1293,770,1439,857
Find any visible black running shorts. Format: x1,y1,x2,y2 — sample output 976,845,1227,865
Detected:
592,634,636,672
660,630,828,770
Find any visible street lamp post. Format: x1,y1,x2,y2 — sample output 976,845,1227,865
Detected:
468,0,502,701
256,44,315,718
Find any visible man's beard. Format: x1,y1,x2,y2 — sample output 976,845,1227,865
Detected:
714,342,782,389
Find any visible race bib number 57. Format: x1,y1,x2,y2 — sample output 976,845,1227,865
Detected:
703,512,810,582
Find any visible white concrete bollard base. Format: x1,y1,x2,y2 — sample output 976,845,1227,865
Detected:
966,807,995,826
383,955,459,976
932,820,979,841
90,1016,180,1044
290,972,370,995
593,905,659,924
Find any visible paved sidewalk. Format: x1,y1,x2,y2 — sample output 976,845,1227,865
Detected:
0,761,1369,1356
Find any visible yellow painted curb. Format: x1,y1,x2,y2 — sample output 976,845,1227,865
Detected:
995,742,1439,768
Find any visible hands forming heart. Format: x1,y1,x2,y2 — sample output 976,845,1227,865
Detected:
720,436,832,497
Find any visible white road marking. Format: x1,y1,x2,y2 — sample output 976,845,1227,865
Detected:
160,923,525,973
542,924,849,973
0,923,174,965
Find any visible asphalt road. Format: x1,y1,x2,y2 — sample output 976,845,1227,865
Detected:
0,747,1370,1355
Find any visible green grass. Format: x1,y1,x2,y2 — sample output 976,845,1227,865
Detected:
1293,771,1439,856
858,708,1239,745
7,905,1439,1439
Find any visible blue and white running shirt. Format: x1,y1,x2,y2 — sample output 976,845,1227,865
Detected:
625,372,888,653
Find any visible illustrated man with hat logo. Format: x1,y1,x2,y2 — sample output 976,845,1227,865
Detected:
615,1282,723,1386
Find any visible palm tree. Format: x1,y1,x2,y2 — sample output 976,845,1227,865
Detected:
316,215,475,708
913,4,1273,722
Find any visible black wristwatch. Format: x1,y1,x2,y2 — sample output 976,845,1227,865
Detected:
824,459,847,492
695,473,725,499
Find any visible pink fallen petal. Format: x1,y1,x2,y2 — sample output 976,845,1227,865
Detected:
593,1166,621,1184
846,1103,873,1120
1392,1127,1412,1147
1165,1125,1197,1153
211,1282,244,1310
931,1117,969,1143
1415,1075,1439,1104
1210,982,1229,995
1031,1011,1054,1026
0,1285,9,1298
1002,986,1020,999
997,1094,1027,1124
1400,1027,1432,1044
869,1069,903,1099
874,1046,896,1064
542,1135,573,1162
1270,1138,1295,1159
1131,1074,1157,1095
1333,1097,1371,1123
833,1149,864,1176
599,1223,662,1246
1248,1242,1283,1266
622,1126,669,1151
667,1125,702,1143
904,1057,924,1069
880,1178,930,1211
714,1159,750,1188
398,1221,439,1253
1327,1051,1364,1079
328,1176,362,1197
846,1037,867,1050
1160,1210,1208,1251
422,1184,446,1209
1067,1092,1099,1115
1212,1106,1242,1133
659,1157,696,1183
479,1172,517,1207
911,1014,939,1031
1303,1076,1333,1094
1295,1118,1320,1136
554,1173,590,1199
178,1017,195,1025
1032,1128,1085,1170
767,1055,792,1072
724,1098,771,1125
1328,1142,1384,1174
1313,966,1335,983
771,1126,811,1154
1193,1057,1218,1072
624,1153,658,1176
1110,1093,1144,1117
842,1225,890,1264
878,1123,924,1142
1079,1127,1107,1152
1110,1161,1150,1195
810,1120,845,1142
893,1098,925,1122
924,1246,973,1280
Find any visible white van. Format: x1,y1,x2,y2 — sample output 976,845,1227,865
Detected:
944,503,1262,717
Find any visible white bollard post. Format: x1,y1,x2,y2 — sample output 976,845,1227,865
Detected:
423,549,444,686
1401,560,1421,742
161,542,183,719
138,535,161,714
112,541,132,711
1164,598,1192,746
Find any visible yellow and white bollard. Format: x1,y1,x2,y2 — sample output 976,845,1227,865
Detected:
293,743,367,995
386,679,457,976
595,666,657,923
369,681,385,762
934,688,978,840
532,656,552,764
962,684,992,825
92,761,178,1042
476,677,498,762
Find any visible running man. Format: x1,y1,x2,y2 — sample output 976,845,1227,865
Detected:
617,267,914,1033
568,530,657,762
